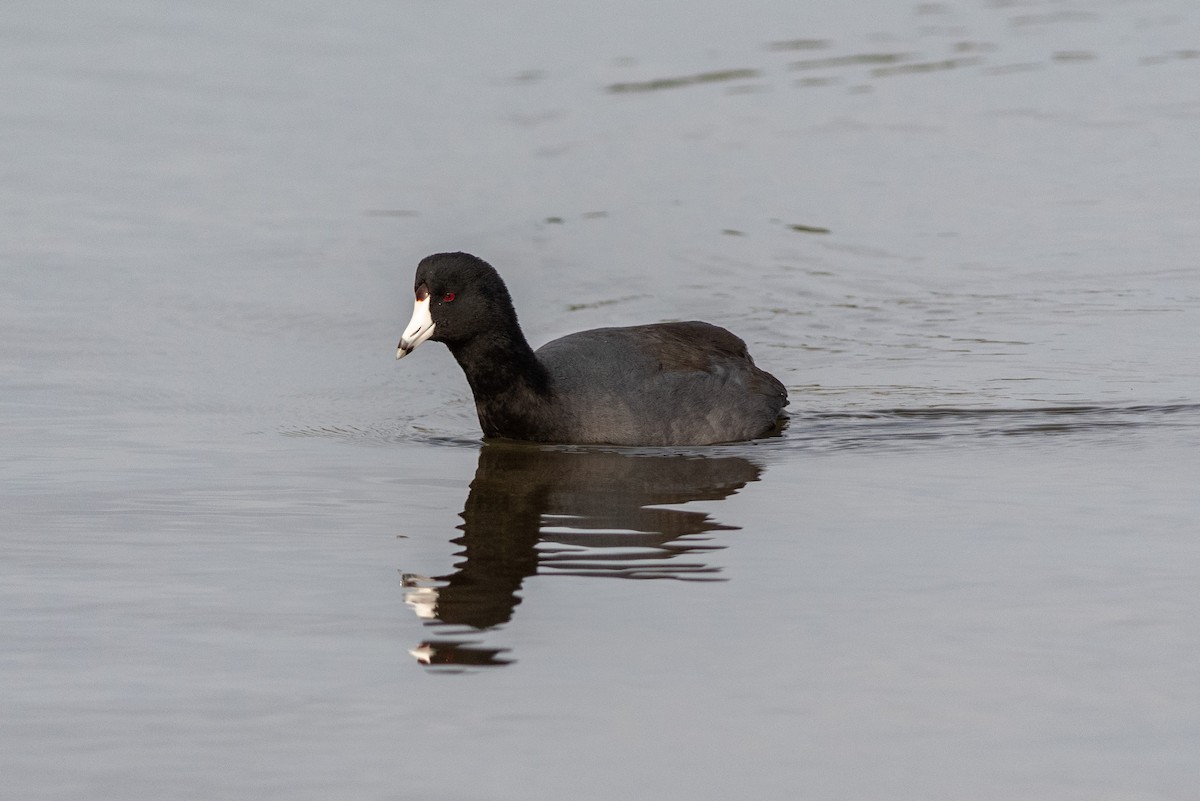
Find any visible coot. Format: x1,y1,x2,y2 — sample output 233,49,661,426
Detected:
396,252,788,445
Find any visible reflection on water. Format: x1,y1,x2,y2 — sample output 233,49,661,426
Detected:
396,405,1200,671
408,640,514,669
402,443,762,669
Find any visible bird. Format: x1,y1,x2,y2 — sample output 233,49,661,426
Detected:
395,252,788,446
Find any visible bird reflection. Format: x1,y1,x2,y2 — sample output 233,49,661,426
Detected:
402,442,762,668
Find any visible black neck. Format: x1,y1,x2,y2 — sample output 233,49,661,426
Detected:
447,326,555,440
448,325,548,398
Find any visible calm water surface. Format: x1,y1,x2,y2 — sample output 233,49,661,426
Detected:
4,1,1200,799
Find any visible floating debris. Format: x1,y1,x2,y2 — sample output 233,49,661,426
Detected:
767,38,831,51
1139,50,1200,65
954,41,998,54
607,68,760,93
566,295,642,311
788,224,832,234
871,56,983,77
1052,50,1096,62
796,76,840,88
981,62,1044,75
725,83,768,94
789,53,907,70
1010,10,1099,27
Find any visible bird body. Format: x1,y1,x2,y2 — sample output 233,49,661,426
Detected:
397,253,788,446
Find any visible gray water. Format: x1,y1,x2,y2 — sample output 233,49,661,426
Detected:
4,1,1200,798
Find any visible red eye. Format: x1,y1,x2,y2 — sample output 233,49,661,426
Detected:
442,292,456,302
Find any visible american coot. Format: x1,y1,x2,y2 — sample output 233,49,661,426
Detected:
396,252,788,446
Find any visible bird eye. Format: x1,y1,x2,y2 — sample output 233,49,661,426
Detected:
442,292,456,302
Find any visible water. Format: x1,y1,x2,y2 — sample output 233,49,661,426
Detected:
3,1,1200,798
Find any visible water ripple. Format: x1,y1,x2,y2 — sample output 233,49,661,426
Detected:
283,403,1200,455
781,403,1200,452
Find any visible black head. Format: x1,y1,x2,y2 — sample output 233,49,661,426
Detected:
396,252,520,358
